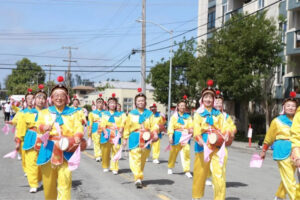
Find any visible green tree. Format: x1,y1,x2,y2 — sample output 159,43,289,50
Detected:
5,58,46,95
148,39,198,108
197,12,283,132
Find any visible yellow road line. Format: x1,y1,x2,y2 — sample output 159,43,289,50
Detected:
157,194,171,200
82,151,94,159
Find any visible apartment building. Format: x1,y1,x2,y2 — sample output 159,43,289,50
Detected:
197,0,300,101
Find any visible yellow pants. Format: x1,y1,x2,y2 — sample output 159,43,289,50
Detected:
101,142,120,171
168,144,190,172
25,149,42,188
20,141,27,174
92,133,101,158
192,148,228,200
151,139,160,160
274,157,297,200
129,147,150,181
41,161,72,200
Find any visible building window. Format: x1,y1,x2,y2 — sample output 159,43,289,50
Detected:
258,0,264,9
276,64,285,85
279,22,287,43
222,3,227,24
123,98,133,113
207,7,216,30
296,30,300,48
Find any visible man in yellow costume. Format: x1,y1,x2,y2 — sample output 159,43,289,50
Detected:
123,88,159,188
101,93,126,174
149,103,166,164
167,96,193,178
261,91,298,200
88,93,105,162
16,84,47,193
192,80,234,200
36,76,85,200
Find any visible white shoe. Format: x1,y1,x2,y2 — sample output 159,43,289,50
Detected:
112,170,118,175
29,188,37,193
153,159,160,164
185,172,193,178
274,197,285,200
135,179,142,188
96,157,101,162
103,168,109,173
17,153,21,160
24,173,27,177
205,179,212,186
146,158,149,162
167,169,173,175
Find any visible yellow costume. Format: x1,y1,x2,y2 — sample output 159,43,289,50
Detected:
262,114,297,200
36,106,84,200
167,112,193,172
16,108,43,189
151,112,166,160
192,108,234,200
124,109,158,181
88,109,104,159
100,110,126,172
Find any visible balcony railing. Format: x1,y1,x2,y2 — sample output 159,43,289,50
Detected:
286,30,300,55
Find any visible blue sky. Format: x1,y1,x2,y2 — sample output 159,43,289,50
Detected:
0,0,198,88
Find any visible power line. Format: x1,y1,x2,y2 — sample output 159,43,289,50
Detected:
0,63,153,68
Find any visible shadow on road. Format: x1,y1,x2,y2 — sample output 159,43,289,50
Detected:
72,180,82,189
119,168,131,174
143,179,174,186
226,197,240,200
226,182,248,188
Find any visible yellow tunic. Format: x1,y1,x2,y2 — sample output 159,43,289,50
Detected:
88,109,104,158
264,117,292,146
291,107,300,148
167,113,193,138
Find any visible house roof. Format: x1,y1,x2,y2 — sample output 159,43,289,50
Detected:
95,81,154,90
72,85,95,91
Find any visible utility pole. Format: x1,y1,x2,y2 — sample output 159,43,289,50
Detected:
141,0,146,93
45,64,55,96
62,46,78,88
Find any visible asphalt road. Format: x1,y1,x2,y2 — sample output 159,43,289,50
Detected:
0,113,287,200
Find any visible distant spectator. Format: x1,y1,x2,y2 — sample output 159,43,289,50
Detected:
3,101,11,122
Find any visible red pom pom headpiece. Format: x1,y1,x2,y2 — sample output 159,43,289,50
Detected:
38,84,44,90
290,91,297,98
27,88,32,93
57,76,64,83
183,95,187,100
112,93,116,98
73,95,77,99
216,90,220,95
207,80,214,87
99,93,102,98
202,79,216,97
137,88,142,93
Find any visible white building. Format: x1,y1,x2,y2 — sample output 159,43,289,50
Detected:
197,0,300,101
73,81,166,113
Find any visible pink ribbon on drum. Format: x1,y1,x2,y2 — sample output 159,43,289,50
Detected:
40,131,50,148
2,123,10,135
179,133,192,145
112,133,121,147
113,146,123,162
249,153,263,168
164,144,171,152
68,145,81,171
217,142,226,166
87,137,92,147
203,142,213,162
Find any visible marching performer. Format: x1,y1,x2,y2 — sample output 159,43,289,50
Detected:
260,91,298,200
149,103,166,164
72,95,87,126
15,88,35,177
123,88,159,188
167,95,193,178
101,93,126,174
88,94,105,162
16,84,47,193
192,80,234,200
36,76,85,200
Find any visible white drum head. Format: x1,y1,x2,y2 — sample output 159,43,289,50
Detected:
208,133,217,144
59,137,69,151
142,132,151,141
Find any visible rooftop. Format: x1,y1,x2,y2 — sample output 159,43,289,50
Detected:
95,81,154,90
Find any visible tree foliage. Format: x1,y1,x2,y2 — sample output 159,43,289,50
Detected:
5,58,46,95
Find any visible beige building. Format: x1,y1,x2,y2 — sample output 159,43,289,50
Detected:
73,81,166,114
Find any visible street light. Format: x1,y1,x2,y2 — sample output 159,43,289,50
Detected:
136,19,173,124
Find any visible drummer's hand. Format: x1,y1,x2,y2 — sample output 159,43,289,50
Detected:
295,159,300,168
118,128,124,134
123,139,128,146
152,134,158,142
74,136,81,144
43,124,52,132
169,137,173,144
15,143,20,151
188,128,193,135
260,151,266,159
